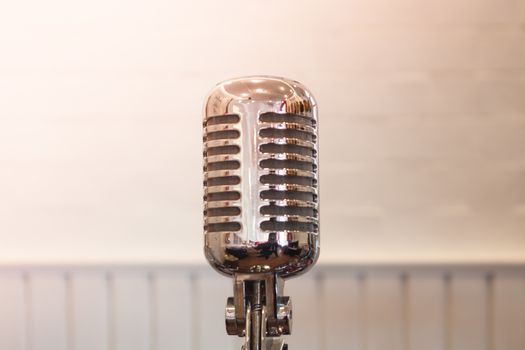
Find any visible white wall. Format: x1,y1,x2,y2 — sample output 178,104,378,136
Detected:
0,0,524,264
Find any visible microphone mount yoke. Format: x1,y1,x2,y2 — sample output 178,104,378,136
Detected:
226,273,291,350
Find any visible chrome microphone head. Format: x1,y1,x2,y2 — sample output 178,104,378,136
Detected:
203,76,320,277
202,76,320,350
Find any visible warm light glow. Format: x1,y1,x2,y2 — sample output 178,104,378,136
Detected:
0,0,522,266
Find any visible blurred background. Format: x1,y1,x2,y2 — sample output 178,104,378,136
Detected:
0,0,524,349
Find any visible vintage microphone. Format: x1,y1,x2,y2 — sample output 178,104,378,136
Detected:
202,76,320,350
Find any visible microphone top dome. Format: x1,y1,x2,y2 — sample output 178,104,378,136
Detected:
205,76,317,119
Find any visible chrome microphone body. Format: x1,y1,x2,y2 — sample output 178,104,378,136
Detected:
203,76,320,350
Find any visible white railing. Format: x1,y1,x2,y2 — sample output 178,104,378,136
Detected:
0,264,524,350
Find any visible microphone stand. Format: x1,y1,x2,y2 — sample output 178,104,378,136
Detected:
226,274,291,350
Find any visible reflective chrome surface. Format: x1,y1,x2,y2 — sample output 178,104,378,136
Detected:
203,76,320,278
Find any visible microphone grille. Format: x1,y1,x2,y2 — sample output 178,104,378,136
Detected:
258,112,319,235
203,114,243,233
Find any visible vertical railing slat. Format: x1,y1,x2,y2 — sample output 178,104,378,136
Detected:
493,274,525,350
286,275,322,350
0,273,27,350
365,272,404,350
449,272,488,350
30,272,68,350
322,273,363,350
113,272,151,350
154,272,193,350
71,271,109,350
407,273,446,350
